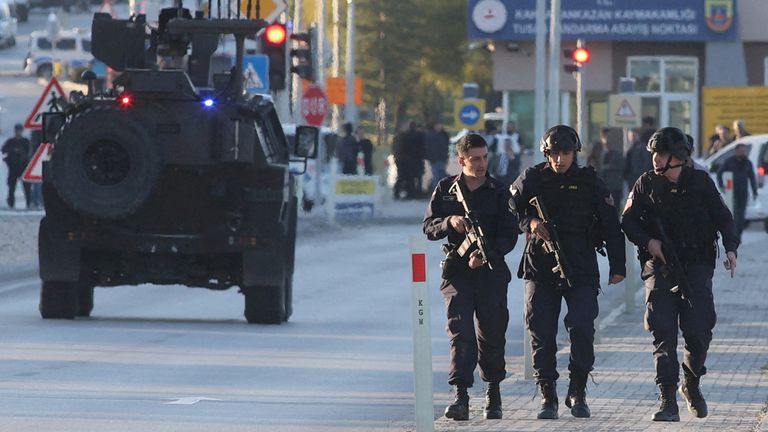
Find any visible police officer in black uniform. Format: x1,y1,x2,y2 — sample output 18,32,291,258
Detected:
423,133,519,421
622,127,739,422
510,125,626,419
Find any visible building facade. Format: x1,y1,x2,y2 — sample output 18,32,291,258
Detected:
469,0,768,155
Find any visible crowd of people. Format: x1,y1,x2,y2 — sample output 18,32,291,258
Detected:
423,122,742,423
391,120,524,200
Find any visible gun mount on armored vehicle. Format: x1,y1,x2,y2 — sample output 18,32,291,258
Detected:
37,3,318,324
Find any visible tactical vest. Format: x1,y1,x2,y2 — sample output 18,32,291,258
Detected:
538,167,597,234
647,171,717,261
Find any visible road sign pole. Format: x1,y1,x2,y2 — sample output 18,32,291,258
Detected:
292,0,303,123
409,236,434,432
533,0,546,164
330,0,340,131
344,0,357,125
547,0,561,127
575,39,586,141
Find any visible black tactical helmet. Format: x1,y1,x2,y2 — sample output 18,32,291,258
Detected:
540,125,582,153
646,127,689,160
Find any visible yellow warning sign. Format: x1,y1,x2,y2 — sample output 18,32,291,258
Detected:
608,95,641,128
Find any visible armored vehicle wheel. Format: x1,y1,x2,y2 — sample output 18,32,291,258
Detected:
51,108,162,219
77,283,95,317
283,197,297,321
282,276,292,323
243,284,286,324
40,281,79,319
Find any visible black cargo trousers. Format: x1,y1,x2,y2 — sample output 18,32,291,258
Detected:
441,264,511,387
524,279,599,383
644,263,716,385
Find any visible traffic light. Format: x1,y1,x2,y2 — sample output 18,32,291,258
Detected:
261,23,287,90
290,27,315,82
563,47,591,73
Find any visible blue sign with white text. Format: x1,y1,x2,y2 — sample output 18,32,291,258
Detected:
468,0,738,42
242,54,270,94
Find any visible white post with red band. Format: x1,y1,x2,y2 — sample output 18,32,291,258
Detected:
409,236,434,432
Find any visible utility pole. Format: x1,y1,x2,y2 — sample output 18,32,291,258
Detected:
547,0,561,127
533,0,546,164
316,0,326,91
344,0,357,125
576,39,586,141
330,0,340,130
292,0,303,124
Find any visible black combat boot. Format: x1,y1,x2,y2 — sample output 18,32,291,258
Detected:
444,385,469,421
652,384,680,421
483,382,502,419
680,374,708,418
565,375,591,418
537,380,559,419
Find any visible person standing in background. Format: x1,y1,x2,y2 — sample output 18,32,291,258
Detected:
339,122,359,175
732,119,750,141
717,143,757,241
355,127,374,175
624,127,653,190
491,137,521,186
708,124,732,157
596,128,624,205
425,122,450,191
2,124,32,209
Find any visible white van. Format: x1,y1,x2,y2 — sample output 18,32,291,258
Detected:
24,28,92,79
0,0,17,48
283,123,338,212
701,134,768,232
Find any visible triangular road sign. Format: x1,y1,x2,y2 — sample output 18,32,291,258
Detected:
615,98,637,119
22,143,53,183
244,62,264,89
24,78,67,130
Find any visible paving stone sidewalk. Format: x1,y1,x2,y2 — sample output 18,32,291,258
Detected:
434,238,768,432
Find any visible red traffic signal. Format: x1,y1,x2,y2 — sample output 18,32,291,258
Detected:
572,47,590,64
264,23,287,45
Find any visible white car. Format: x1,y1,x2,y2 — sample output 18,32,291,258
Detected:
0,0,17,48
700,134,768,232
24,28,92,79
283,123,338,212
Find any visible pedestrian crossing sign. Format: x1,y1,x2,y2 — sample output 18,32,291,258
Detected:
608,94,641,128
242,55,269,94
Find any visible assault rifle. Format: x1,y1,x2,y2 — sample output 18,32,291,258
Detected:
448,180,493,270
654,218,694,306
529,196,573,288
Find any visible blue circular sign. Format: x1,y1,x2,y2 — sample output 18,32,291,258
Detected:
459,104,481,126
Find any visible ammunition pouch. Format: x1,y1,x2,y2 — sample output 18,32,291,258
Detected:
440,249,463,280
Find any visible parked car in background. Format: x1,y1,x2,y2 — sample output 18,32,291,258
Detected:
0,0,17,48
283,123,338,212
13,0,85,22
701,134,768,232
24,27,92,79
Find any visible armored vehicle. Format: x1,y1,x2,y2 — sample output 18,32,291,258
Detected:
37,5,317,324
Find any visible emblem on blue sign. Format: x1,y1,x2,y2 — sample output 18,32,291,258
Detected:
705,0,733,33
459,104,481,126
